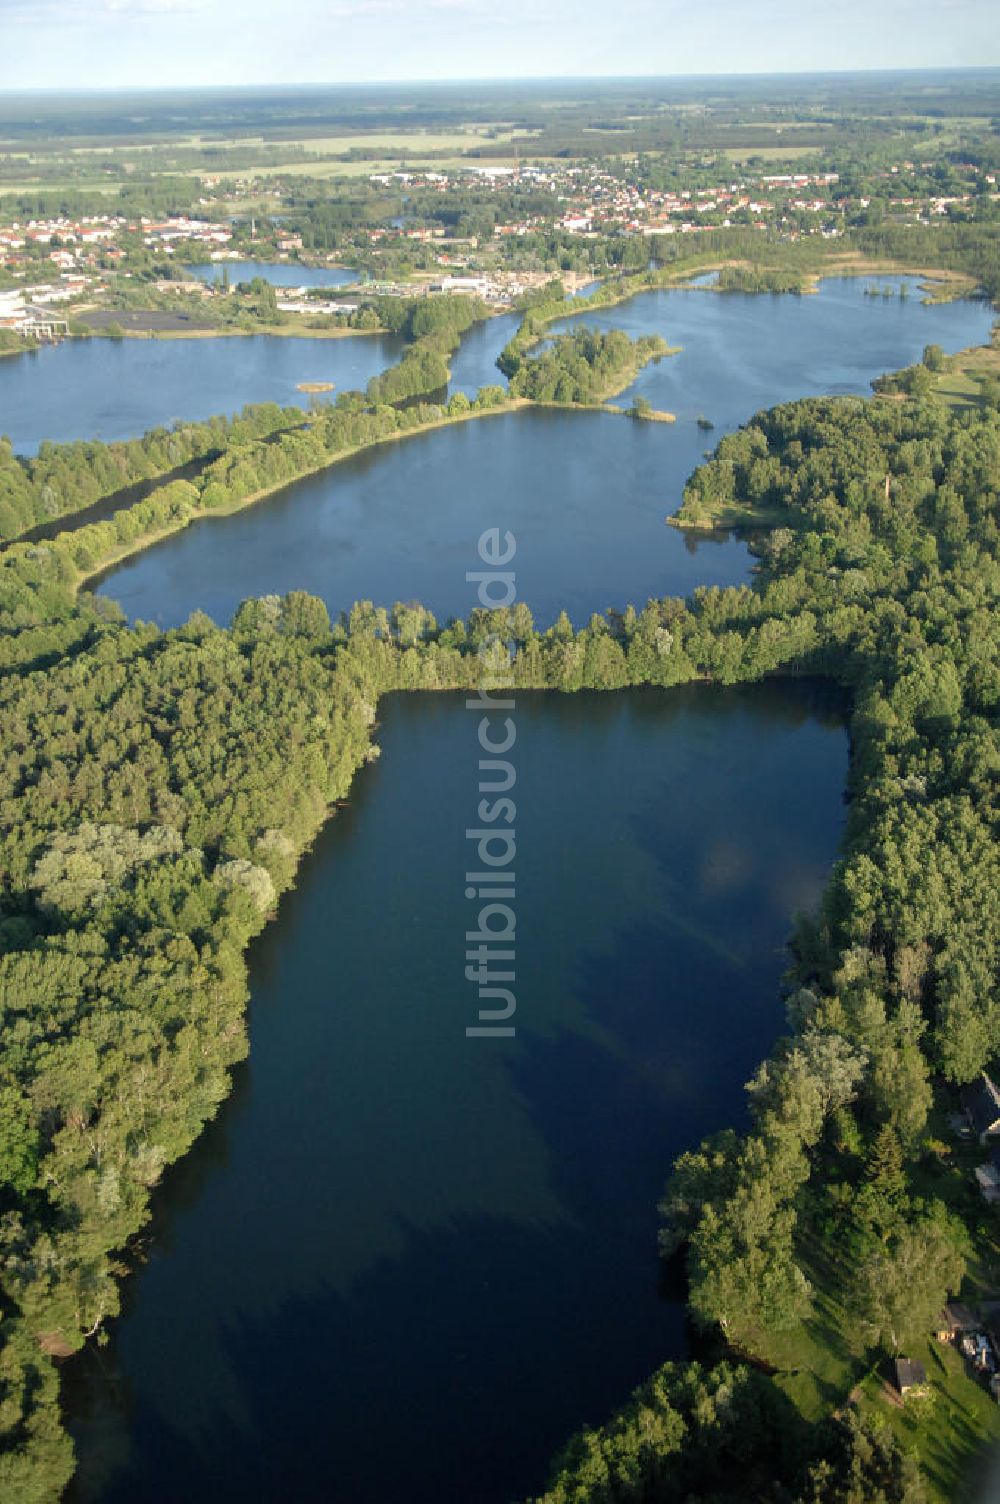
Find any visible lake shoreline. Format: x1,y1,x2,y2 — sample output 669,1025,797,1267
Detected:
70,277,995,620
63,676,851,1504
74,400,531,594
64,259,982,357
75,395,695,599
78,320,389,343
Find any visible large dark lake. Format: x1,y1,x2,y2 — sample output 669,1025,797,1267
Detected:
67,683,849,1504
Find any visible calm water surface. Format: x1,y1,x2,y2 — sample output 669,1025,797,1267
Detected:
0,333,401,455
447,310,519,397
94,408,747,629
93,275,993,631
187,260,362,289
67,683,849,1504
548,275,992,425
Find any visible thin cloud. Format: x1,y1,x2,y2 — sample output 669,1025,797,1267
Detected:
320,0,481,13
2,0,205,20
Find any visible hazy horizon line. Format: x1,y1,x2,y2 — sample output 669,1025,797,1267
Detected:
5,63,1000,96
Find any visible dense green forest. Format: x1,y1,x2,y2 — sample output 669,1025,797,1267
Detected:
717,265,809,295
530,395,1000,1501
3,389,512,601
508,328,669,403
495,274,684,386
0,332,36,358
363,293,489,402
0,404,306,543
527,1361,927,1503
0,385,998,1498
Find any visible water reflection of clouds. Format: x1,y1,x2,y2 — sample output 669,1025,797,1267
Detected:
768,861,830,921
698,838,754,897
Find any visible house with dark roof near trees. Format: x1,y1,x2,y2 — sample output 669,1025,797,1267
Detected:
975,1148,1000,1204
894,1358,928,1399
961,1074,1000,1143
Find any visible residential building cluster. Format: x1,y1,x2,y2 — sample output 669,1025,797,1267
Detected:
0,286,71,339
140,217,233,248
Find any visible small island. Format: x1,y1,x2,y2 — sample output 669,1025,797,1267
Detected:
507,327,673,405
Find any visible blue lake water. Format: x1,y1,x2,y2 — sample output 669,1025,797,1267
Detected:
92,407,750,630
92,275,994,631
447,310,519,397
52,266,987,1503
66,682,849,1504
187,259,362,288
547,275,993,428
0,332,402,455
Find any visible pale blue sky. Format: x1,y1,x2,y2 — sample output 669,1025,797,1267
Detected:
1,0,998,90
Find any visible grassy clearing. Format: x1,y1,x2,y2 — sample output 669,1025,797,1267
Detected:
752,1215,1000,1504
854,1338,1000,1504
0,179,119,196
0,128,533,191
296,129,524,152
535,400,676,421
628,407,676,423
719,145,822,162
669,500,791,531
110,317,385,342
756,1231,868,1418
776,1106,1000,1504
931,346,1000,410
202,128,527,181
208,152,528,181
